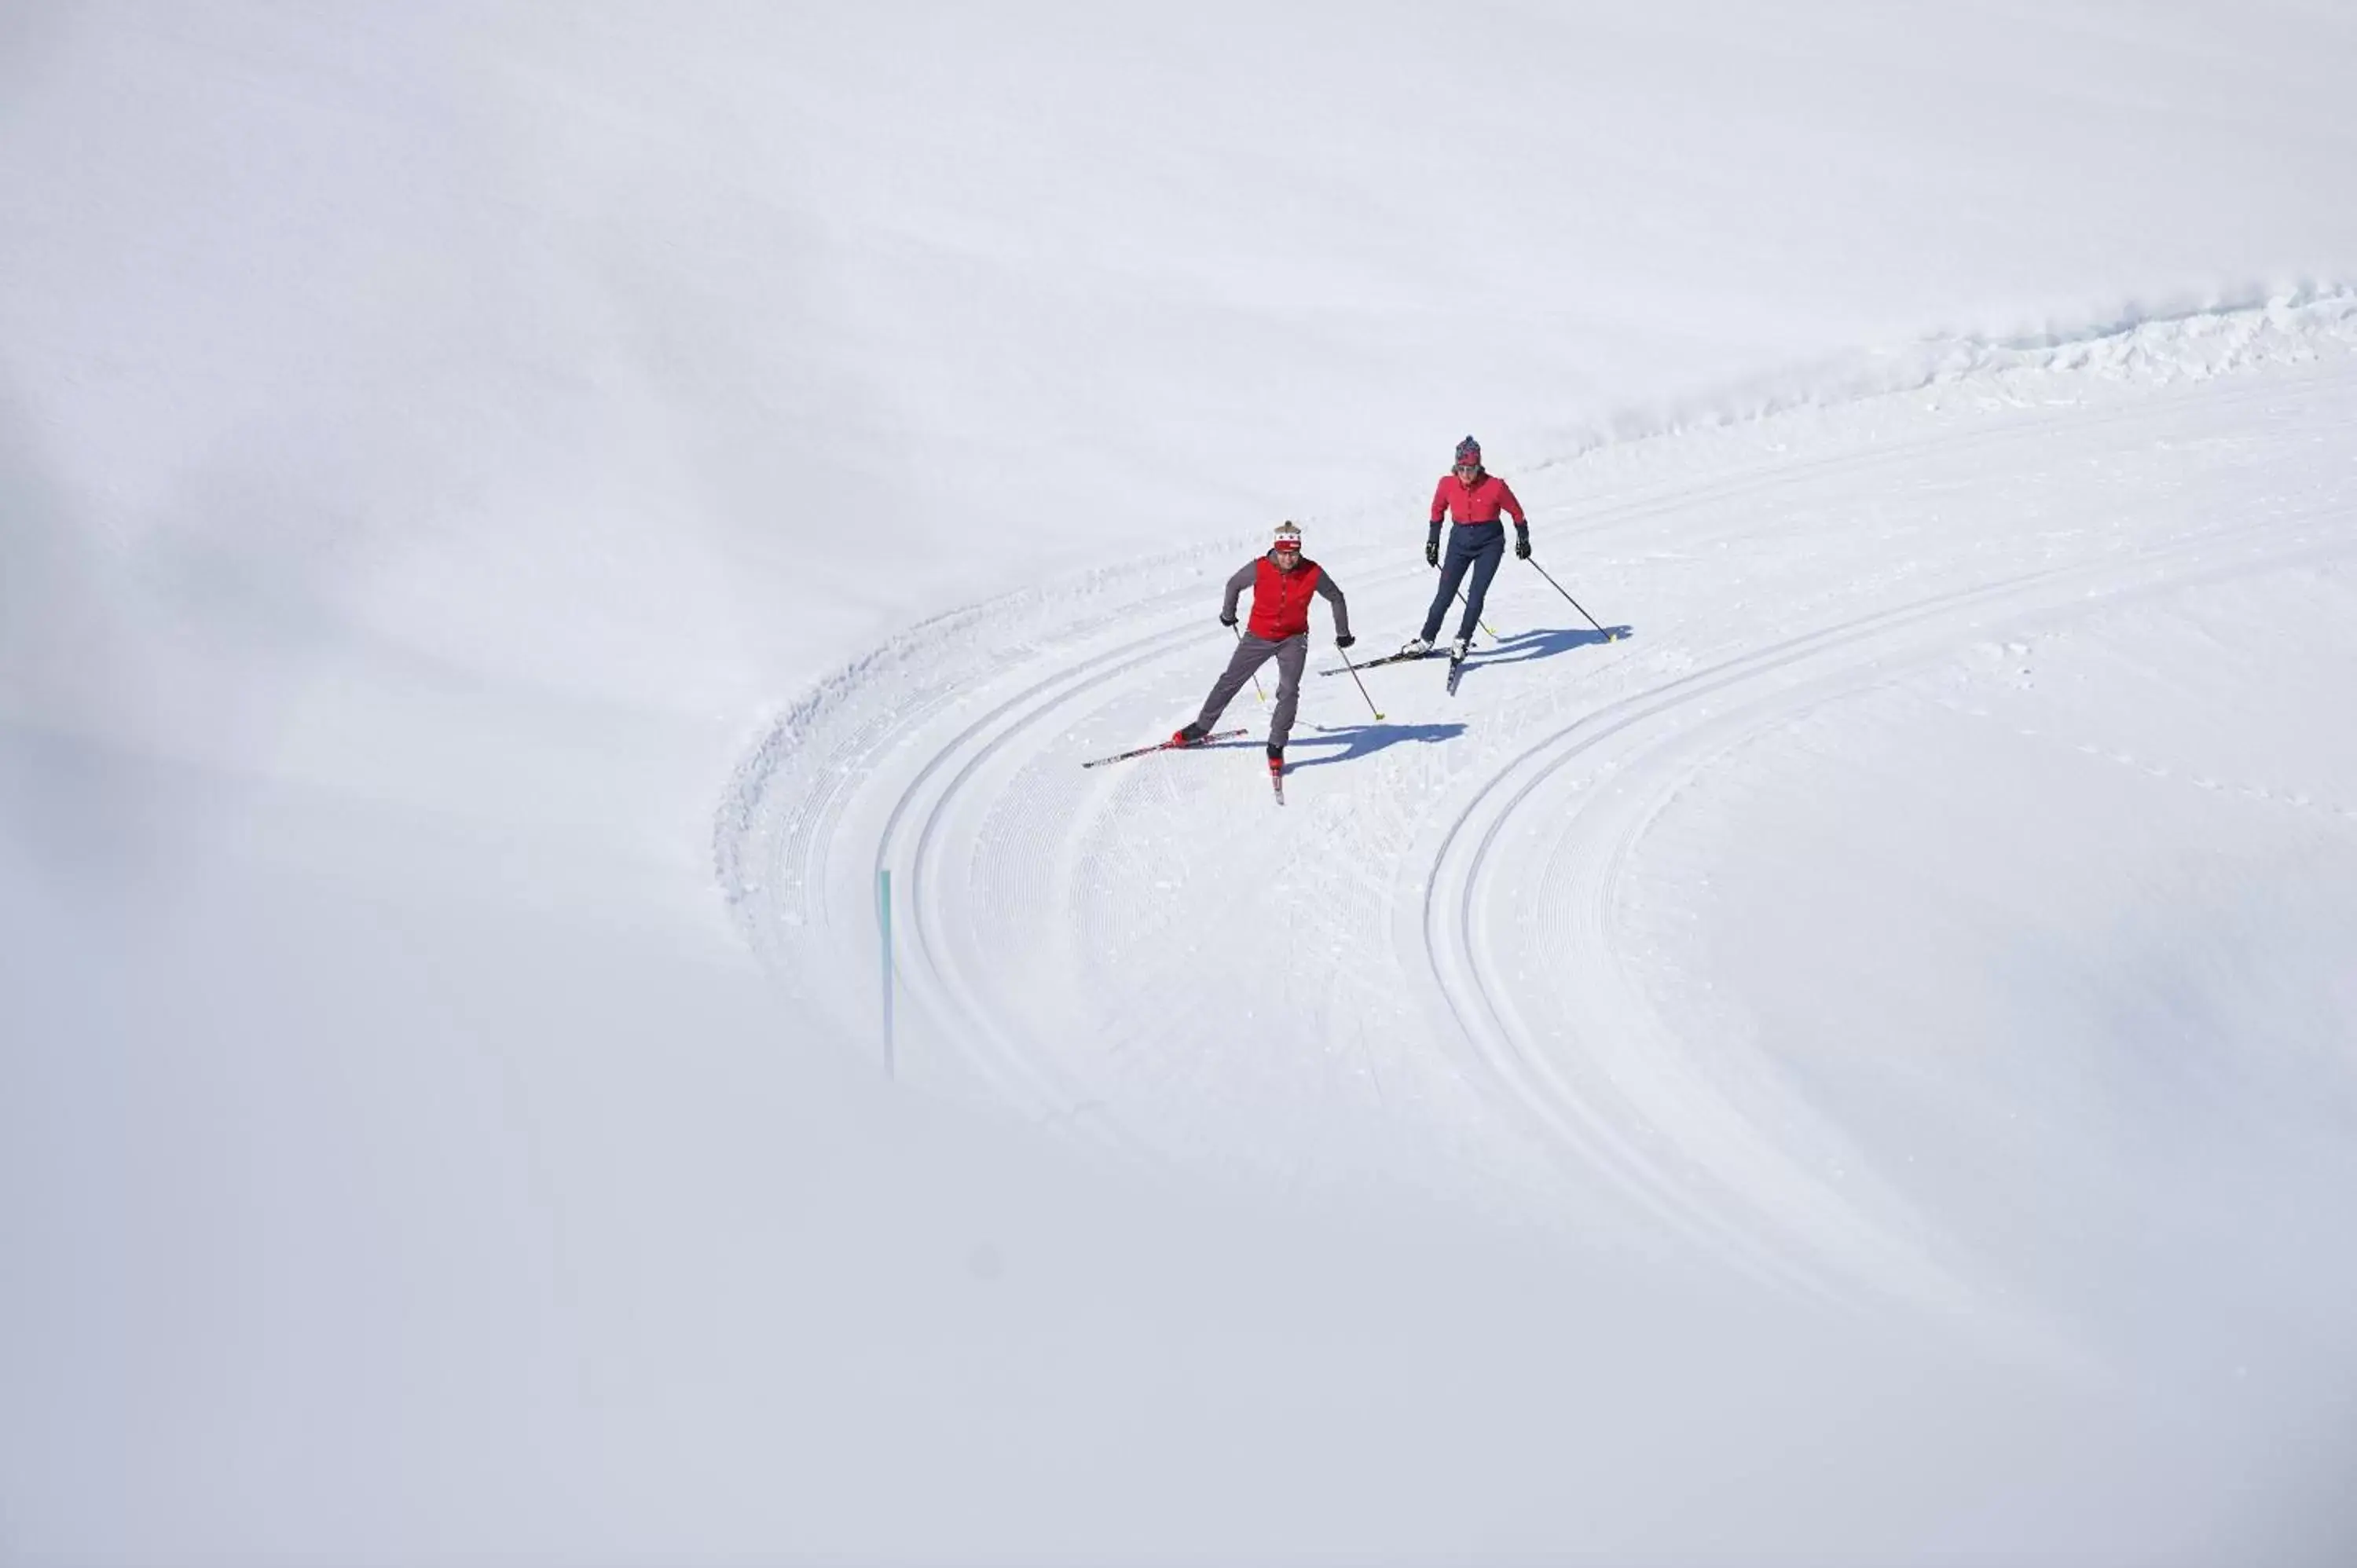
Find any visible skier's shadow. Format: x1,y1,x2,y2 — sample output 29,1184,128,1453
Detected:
1288,720,1464,768
1471,624,1634,665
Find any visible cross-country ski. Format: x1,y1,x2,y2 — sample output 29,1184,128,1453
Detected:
1318,647,1429,676
1080,727,1248,768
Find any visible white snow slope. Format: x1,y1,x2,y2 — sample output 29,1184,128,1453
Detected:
7,5,2357,1565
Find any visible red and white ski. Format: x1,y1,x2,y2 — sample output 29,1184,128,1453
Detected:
1080,727,1248,769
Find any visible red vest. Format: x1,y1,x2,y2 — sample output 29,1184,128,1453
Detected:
1248,555,1323,640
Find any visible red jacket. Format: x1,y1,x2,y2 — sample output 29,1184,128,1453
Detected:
1430,470,1526,526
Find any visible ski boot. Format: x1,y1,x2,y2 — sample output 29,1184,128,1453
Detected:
1169,722,1208,747
1397,636,1431,658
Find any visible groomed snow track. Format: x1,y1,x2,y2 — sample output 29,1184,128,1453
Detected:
718,291,2357,1324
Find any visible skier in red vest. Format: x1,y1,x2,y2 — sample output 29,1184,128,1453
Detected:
1172,521,1353,779
1400,434,1528,661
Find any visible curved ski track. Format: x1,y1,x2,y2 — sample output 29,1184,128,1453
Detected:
1412,500,2355,1313
722,320,2357,1314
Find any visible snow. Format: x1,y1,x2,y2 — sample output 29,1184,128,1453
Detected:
7,5,2357,1563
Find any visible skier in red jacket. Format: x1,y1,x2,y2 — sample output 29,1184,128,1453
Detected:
1172,521,1353,779
1399,435,1527,661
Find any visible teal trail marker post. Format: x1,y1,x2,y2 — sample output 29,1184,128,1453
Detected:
878,868,895,1079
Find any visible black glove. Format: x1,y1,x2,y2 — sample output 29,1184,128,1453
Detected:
1336,633,1355,650
1424,526,1441,568
1219,610,1238,628
1514,526,1532,561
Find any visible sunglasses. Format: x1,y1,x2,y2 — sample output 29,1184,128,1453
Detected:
1453,462,1480,474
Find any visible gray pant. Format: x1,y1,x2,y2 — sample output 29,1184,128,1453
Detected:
1197,632,1308,748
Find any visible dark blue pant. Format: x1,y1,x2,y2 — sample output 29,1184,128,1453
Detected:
1420,522,1505,643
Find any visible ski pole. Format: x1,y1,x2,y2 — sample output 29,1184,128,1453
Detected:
1527,559,1617,641
1233,621,1266,704
1338,643,1384,722
1454,588,1500,643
